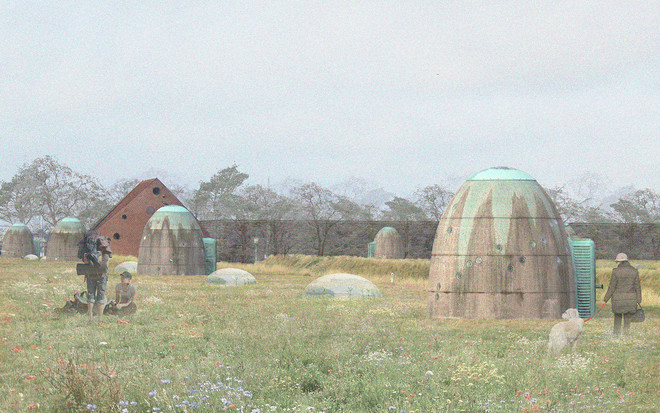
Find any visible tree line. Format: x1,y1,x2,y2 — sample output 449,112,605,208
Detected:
1,156,657,255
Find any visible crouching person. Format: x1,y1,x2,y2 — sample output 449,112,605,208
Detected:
87,252,110,318
112,271,137,315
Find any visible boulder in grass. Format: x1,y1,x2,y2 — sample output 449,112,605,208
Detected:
303,273,382,299
206,268,257,286
114,261,138,274
24,254,39,260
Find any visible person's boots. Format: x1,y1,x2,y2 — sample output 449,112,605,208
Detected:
87,302,94,319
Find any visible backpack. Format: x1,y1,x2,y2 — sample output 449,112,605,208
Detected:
77,230,102,265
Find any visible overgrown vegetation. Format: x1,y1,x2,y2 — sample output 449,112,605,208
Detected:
1,257,658,411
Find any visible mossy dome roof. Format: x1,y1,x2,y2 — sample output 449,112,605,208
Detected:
53,217,84,233
146,205,201,230
206,268,257,286
303,273,382,299
468,166,535,181
376,227,398,236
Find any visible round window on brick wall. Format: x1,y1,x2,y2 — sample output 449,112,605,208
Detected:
113,233,120,240
146,206,155,215
153,187,161,195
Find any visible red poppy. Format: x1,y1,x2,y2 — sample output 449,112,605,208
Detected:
28,403,37,410
26,375,37,380
31,345,38,349
12,346,22,353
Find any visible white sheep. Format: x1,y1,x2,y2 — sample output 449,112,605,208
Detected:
548,308,584,356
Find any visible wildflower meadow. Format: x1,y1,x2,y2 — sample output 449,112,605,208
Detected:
1,256,658,412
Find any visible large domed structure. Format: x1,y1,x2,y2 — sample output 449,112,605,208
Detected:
137,205,205,275
428,167,574,319
2,223,34,258
47,217,85,261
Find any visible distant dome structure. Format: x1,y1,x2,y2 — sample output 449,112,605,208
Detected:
47,217,84,261
2,224,34,257
113,261,138,274
137,205,206,275
206,268,257,286
374,227,404,259
428,167,574,319
303,273,382,299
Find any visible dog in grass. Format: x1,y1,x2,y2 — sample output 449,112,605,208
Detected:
548,308,584,356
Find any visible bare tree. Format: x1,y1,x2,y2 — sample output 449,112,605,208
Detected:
0,156,108,231
292,182,366,256
414,184,453,221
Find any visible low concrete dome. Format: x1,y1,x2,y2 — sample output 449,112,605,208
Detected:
24,254,39,260
47,217,85,261
114,261,138,274
2,223,34,257
206,268,257,286
303,273,382,299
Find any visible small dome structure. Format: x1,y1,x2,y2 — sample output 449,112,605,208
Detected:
137,205,206,275
206,268,257,286
304,273,382,299
428,167,574,319
113,261,138,274
374,227,404,259
2,224,34,257
47,217,84,261
24,254,39,260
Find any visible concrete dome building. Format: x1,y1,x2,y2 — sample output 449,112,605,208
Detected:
303,273,382,299
206,268,257,286
428,167,574,319
47,217,85,261
137,205,206,275
374,227,404,259
2,224,34,257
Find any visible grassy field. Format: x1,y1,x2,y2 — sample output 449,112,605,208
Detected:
0,256,658,412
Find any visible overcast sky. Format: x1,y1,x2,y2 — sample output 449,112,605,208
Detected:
1,2,658,196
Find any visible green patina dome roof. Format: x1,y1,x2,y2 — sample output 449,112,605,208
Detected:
53,217,83,233
10,223,29,229
146,205,200,230
468,167,536,181
377,226,398,235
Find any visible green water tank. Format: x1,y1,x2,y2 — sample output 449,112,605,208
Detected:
367,241,376,258
568,237,597,318
203,238,217,275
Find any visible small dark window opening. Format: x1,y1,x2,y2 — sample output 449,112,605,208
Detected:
146,206,155,215
121,214,127,220
153,187,161,195
113,233,120,240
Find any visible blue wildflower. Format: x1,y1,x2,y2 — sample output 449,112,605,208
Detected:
161,379,171,384
86,404,96,411
119,400,129,406
130,401,138,406
149,391,157,397
153,408,161,412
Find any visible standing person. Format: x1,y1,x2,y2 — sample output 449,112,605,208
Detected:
114,271,137,314
87,250,111,318
603,253,642,335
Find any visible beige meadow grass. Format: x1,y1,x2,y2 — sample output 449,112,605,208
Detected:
0,256,658,412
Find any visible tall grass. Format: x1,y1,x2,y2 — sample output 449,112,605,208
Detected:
0,256,658,412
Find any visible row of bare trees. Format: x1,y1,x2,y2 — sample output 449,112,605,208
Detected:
1,157,658,256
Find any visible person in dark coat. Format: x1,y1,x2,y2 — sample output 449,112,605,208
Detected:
603,253,642,335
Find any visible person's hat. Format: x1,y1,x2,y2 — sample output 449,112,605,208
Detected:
615,253,628,262
120,271,133,279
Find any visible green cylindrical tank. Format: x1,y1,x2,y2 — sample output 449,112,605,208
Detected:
46,217,84,261
1,223,34,257
374,226,404,259
137,205,205,275
203,238,217,275
428,167,575,319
